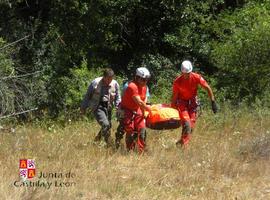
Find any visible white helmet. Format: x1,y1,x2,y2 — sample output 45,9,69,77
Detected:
136,67,151,79
181,60,193,73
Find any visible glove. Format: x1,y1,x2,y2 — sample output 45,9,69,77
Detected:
211,100,218,114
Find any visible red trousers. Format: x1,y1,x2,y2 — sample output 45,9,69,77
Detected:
177,97,199,145
121,108,146,152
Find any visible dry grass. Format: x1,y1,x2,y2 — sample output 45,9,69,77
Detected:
0,109,270,200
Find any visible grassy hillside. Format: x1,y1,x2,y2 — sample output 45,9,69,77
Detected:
0,106,270,200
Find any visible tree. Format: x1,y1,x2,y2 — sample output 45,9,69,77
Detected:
209,2,270,103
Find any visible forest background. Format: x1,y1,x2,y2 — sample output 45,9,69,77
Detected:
1,0,270,119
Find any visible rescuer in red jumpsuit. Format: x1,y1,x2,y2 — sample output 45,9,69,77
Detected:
171,60,218,147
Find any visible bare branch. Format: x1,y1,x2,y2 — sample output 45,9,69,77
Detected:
0,35,30,51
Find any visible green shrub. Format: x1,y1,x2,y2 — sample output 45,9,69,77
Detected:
0,38,16,116
209,2,270,104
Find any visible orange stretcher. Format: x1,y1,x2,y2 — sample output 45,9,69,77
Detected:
146,104,181,130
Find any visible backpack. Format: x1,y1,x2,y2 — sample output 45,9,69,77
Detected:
122,80,150,99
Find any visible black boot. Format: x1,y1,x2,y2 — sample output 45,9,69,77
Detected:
104,129,113,147
115,124,125,149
